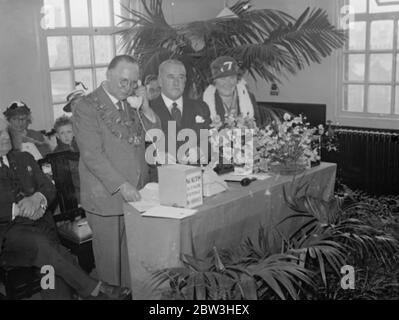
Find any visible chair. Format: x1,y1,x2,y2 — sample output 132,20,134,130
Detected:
38,151,95,273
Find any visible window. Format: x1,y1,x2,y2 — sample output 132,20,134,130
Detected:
342,0,399,121
42,0,138,120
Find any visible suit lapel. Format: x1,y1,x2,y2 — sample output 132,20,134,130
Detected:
96,86,118,111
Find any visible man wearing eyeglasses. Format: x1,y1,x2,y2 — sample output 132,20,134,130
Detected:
72,55,160,293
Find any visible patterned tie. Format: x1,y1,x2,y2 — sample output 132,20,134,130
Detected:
171,102,182,127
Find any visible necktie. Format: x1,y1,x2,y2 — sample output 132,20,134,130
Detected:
117,100,125,112
0,156,7,168
171,102,182,127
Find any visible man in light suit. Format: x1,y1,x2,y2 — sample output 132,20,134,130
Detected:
72,55,160,289
150,59,211,161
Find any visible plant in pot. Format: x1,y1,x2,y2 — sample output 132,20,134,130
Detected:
117,0,346,96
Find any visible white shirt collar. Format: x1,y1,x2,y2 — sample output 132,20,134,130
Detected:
0,155,9,167
102,83,119,106
161,93,183,113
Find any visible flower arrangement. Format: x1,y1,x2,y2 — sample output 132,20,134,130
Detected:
255,113,321,174
208,113,257,172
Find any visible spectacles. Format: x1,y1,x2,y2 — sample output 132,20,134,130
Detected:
119,79,139,89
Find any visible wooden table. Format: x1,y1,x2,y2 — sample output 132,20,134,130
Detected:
123,162,337,299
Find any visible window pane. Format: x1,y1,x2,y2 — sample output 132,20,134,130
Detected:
114,0,134,26
47,37,70,68
370,20,394,50
395,86,399,114
369,54,392,82
53,104,69,121
369,0,399,13
348,21,366,50
92,0,111,27
51,71,72,102
349,0,367,13
75,69,94,93
96,67,107,86
344,84,364,112
43,0,66,28
345,54,365,81
115,35,125,54
72,36,91,66
93,36,114,64
396,54,399,83
368,85,391,113
70,0,89,27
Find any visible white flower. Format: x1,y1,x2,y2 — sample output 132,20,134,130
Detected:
283,113,291,121
195,115,205,123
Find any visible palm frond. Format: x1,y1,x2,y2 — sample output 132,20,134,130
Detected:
117,0,345,93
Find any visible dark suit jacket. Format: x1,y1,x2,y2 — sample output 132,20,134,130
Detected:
0,151,56,225
150,95,211,155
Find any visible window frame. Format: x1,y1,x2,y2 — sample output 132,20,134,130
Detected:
336,0,399,129
40,0,136,121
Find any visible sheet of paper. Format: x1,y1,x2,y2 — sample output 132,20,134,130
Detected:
141,205,197,219
128,183,160,212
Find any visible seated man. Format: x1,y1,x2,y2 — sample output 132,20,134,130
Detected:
0,116,130,300
150,59,211,163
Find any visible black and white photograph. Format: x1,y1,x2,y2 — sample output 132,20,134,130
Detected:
1,0,399,307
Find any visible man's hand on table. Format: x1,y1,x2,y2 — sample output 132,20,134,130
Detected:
119,182,141,202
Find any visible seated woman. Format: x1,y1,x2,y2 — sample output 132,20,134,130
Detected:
203,56,294,129
3,101,54,157
203,56,261,127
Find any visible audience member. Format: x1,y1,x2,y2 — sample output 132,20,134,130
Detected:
0,116,130,300
52,115,80,202
53,116,79,153
3,101,55,157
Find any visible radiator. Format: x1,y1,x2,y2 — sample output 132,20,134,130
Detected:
323,127,399,196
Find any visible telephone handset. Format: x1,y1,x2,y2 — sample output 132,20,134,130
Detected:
126,79,143,109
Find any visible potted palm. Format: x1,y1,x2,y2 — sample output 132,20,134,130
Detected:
117,0,346,95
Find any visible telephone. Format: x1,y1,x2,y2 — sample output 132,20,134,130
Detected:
127,80,143,109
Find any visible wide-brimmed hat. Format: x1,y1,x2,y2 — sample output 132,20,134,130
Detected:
210,56,239,80
63,90,85,112
3,101,31,120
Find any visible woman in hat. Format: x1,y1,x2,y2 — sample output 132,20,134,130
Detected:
3,101,54,157
202,56,261,127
